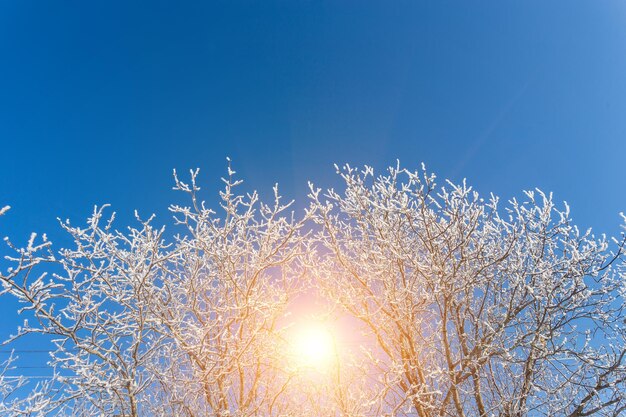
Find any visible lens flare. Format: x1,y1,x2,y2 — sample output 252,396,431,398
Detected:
291,322,335,370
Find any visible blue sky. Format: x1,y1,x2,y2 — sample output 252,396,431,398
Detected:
1,2,626,359
2,1,626,238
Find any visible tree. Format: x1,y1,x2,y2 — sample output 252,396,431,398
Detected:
1,163,625,416
0,167,309,416
307,163,626,417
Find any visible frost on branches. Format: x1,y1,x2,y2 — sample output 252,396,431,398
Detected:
1,163,625,417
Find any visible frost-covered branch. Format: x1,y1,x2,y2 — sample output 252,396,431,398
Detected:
308,163,626,417
1,163,625,417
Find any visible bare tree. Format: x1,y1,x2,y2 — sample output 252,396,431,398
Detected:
0,166,308,416
2,163,625,416
307,163,626,417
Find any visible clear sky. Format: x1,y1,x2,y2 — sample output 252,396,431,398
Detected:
2,1,626,236
1,2,626,363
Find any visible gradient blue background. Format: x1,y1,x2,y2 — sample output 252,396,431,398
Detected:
1,1,626,373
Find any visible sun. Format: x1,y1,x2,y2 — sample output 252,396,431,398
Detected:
291,322,335,370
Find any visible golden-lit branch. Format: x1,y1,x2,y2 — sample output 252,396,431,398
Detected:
0,162,625,417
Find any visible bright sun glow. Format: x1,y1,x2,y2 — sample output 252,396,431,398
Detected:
291,322,335,370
